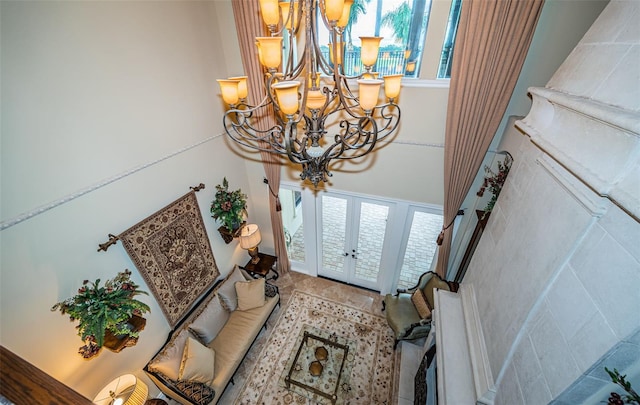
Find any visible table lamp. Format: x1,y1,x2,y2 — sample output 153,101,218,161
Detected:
240,224,262,264
93,374,148,405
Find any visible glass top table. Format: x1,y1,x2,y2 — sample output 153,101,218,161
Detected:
281,325,356,404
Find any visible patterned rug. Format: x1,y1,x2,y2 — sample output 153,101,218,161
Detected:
234,290,396,404
118,191,220,327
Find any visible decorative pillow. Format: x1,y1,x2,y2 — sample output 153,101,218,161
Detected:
179,337,215,385
265,282,278,298
174,380,215,405
411,290,432,319
421,273,450,309
147,329,191,380
235,278,266,311
217,265,247,312
189,294,230,344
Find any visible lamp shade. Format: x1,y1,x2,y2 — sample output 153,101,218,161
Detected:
217,79,240,105
324,0,345,21
279,1,299,30
259,0,280,26
357,79,383,111
272,81,301,115
228,76,248,99
93,374,148,405
240,224,262,249
383,74,403,99
306,89,326,110
337,0,354,28
256,37,283,69
359,37,382,67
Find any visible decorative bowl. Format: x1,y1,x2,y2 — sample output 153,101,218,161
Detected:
315,346,328,361
309,360,323,376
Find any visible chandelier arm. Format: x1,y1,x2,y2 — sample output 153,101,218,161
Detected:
309,9,333,75
284,121,313,164
314,87,335,117
284,30,296,77
281,0,302,37
224,124,289,156
223,100,301,157
369,103,402,140
341,119,375,149
316,0,331,31
331,118,380,160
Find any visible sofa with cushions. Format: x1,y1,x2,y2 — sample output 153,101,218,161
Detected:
144,266,280,405
382,271,458,349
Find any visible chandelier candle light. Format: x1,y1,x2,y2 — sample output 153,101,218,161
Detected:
218,0,402,187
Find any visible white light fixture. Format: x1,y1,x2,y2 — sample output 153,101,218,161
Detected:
240,224,262,264
218,0,402,187
93,374,148,405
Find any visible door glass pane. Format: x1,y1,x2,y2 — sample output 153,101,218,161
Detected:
354,203,389,283
281,188,305,262
322,196,347,273
397,211,443,289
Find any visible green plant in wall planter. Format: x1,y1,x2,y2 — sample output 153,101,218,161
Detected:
606,367,640,404
476,152,513,219
51,270,150,359
211,177,248,242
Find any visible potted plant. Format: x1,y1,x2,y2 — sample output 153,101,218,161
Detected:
51,270,150,359
210,177,248,240
476,152,513,218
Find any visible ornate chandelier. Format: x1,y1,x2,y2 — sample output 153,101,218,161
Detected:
218,0,402,187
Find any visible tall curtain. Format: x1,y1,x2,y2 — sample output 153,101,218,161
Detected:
434,0,544,278
232,0,291,273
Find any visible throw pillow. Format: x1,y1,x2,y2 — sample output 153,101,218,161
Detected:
217,265,247,312
179,337,215,386
174,380,215,405
147,329,191,380
189,294,230,345
411,290,432,319
235,278,266,311
421,273,450,309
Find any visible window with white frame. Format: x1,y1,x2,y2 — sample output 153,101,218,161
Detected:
312,0,462,79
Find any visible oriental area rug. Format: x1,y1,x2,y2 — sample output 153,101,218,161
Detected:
234,290,396,404
118,191,219,327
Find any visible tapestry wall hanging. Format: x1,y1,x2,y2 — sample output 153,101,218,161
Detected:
115,190,220,327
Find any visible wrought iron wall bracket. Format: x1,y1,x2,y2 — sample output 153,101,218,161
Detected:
98,183,205,252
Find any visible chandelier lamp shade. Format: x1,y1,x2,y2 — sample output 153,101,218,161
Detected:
218,0,402,187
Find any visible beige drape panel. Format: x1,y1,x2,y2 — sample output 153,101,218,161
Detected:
434,0,544,278
232,0,291,273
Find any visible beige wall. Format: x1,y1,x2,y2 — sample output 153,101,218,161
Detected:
0,0,250,399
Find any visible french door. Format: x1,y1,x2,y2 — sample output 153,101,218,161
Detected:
280,183,444,295
317,194,394,291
